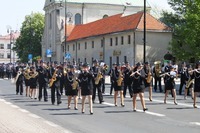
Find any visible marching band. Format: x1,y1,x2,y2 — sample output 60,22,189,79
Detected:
2,59,200,115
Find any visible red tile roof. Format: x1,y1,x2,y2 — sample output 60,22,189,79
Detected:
0,31,20,40
67,12,170,42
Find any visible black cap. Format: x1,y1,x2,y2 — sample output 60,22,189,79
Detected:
93,59,98,63
116,63,121,66
82,63,89,67
196,61,200,65
182,62,186,65
136,62,142,67
125,61,129,64
144,62,149,65
69,65,75,69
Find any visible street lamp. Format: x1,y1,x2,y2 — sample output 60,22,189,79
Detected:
6,25,13,63
143,0,146,63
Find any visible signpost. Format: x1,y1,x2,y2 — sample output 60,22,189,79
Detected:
65,53,71,59
28,54,33,64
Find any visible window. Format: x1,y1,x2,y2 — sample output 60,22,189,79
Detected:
7,53,11,59
0,44,4,49
63,46,64,52
73,44,75,51
49,13,52,29
7,44,11,49
0,53,4,58
85,42,87,49
121,36,124,45
67,45,69,51
56,9,60,16
101,39,103,48
92,57,94,63
78,58,80,64
92,41,94,48
115,37,118,46
109,56,112,68
110,38,113,46
75,13,82,25
124,56,127,63
116,56,119,64
128,35,131,44
84,58,87,63
78,43,80,50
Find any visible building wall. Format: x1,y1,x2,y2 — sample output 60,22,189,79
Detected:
66,30,172,67
42,1,148,63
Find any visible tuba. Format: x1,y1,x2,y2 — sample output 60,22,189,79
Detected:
154,61,161,77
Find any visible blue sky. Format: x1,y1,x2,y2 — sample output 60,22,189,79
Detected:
0,0,172,35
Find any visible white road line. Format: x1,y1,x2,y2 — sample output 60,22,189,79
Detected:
4,101,12,105
28,114,41,119
19,109,29,113
11,105,19,108
44,121,59,127
190,122,200,126
0,99,5,102
102,102,115,106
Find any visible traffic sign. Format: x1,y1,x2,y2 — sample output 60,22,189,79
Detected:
65,53,71,59
28,54,33,60
46,49,52,57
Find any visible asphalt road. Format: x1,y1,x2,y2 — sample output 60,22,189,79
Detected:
0,78,200,133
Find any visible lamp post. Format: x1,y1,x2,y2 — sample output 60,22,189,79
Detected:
143,0,146,63
6,25,13,63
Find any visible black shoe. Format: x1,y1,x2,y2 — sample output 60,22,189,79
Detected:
90,110,93,115
20,93,23,95
74,107,78,110
16,93,18,95
160,89,163,93
44,99,48,102
133,109,136,112
193,104,197,108
100,100,104,104
143,108,148,112
57,101,62,105
121,103,125,107
39,99,41,101
52,103,55,105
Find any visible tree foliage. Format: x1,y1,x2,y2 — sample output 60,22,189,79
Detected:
13,13,44,62
160,0,200,62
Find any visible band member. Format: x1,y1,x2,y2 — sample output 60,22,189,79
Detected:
162,66,178,105
59,64,65,95
78,63,94,114
112,63,124,107
101,63,108,94
65,65,78,110
29,67,39,99
193,62,200,108
143,62,153,101
15,68,24,95
153,61,163,92
91,59,104,104
131,62,148,112
49,64,62,105
123,61,133,98
184,66,194,100
108,63,117,95
37,61,49,102
178,62,188,95
23,65,31,97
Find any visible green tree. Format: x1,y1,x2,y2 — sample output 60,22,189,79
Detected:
160,0,200,62
13,12,44,62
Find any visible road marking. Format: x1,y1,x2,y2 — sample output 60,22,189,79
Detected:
11,105,19,108
44,121,59,127
190,122,200,126
19,109,29,113
102,102,115,106
4,101,12,105
29,114,41,119
0,99,5,102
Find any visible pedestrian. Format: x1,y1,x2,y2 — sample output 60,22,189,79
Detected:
65,65,78,110
78,63,93,114
131,62,148,112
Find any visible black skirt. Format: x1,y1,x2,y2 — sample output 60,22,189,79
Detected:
132,85,145,94
113,81,123,91
66,84,78,96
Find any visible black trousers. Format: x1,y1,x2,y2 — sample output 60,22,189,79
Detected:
123,82,132,97
101,78,105,93
51,85,61,104
16,82,23,94
154,77,162,92
92,83,103,103
38,83,48,101
179,81,186,95
60,81,64,95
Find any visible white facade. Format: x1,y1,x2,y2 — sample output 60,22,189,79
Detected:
42,0,150,63
66,30,172,67
0,33,19,63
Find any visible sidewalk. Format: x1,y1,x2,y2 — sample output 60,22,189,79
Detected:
0,99,70,133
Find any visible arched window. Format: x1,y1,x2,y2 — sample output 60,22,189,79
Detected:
75,13,82,25
103,14,108,19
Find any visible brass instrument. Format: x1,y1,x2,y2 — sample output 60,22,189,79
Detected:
186,78,194,88
15,71,22,83
154,61,161,77
29,71,38,78
95,70,103,85
49,69,58,87
72,77,79,90
117,71,123,86
146,70,152,83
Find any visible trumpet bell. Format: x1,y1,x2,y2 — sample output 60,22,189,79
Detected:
154,61,161,65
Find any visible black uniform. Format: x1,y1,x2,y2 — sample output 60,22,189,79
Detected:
91,66,104,103
164,72,176,90
123,66,132,97
178,67,189,95
108,68,115,95
50,67,62,105
78,71,93,96
15,71,24,95
153,67,163,92
65,71,78,96
37,66,49,101
193,70,200,92
112,67,123,91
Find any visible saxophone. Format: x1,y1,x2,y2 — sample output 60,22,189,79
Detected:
49,69,58,87
186,77,194,89
117,71,123,86
95,69,103,85
72,76,79,90
146,67,152,83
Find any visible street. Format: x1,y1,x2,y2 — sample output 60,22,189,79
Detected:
0,78,200,133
